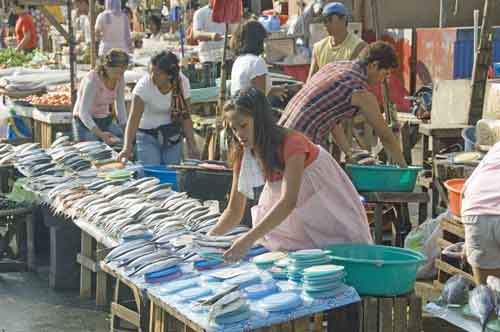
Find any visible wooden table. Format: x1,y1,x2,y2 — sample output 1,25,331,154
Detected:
361,192,429,245
148,292,422,332
419,124,471,217
0,206,35,272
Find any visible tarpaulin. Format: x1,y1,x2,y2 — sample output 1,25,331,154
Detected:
211,0,243,23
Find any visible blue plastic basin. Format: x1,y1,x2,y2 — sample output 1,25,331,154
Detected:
143,165,178,190
346,164,422,192
462,127,476,152
324,244,426,296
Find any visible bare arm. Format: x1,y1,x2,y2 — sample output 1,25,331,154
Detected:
117,94,144,161
193,30,221,42
208,169,247,236
223,154,305,261
251,75,267,95
15,30,31,52
352,90,407,167
331,123,352,159
306,50,319,82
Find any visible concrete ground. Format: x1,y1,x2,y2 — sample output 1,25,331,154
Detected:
0,269,108,332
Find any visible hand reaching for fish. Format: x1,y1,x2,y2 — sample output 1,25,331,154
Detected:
223,235,255,262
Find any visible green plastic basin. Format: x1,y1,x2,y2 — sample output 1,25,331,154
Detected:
323,244,426,296
346,164,422,192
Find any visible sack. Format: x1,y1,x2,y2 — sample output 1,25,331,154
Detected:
159,122,183,146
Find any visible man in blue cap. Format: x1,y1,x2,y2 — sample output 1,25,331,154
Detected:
307,1,366,81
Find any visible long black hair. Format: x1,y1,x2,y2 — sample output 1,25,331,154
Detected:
225,88,287,177
150,51,180,82
237,20,268,56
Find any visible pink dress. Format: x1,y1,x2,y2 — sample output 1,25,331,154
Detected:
251,146,373,251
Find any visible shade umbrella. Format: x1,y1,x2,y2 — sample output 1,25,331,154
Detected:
207,0,243,160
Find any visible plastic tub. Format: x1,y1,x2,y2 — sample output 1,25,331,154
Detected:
323,244,426,296
346,164,422,192
143,165,178,190
494,63,500,78
462,127,476,152
444,178,466,217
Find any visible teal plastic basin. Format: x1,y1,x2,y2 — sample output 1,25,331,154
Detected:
346,164,422,192
323,244,426,296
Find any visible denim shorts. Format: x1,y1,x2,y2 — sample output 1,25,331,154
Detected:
72,117,123,142
136,130,182,165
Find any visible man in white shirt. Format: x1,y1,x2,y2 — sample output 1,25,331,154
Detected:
192,0,225,63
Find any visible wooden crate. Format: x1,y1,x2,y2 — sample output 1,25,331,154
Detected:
33,120,71,149
356,294,422,332
435,216,474,288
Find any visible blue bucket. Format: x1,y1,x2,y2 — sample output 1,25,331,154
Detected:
494,63,500,78
143,165,178,190
462,127,476,152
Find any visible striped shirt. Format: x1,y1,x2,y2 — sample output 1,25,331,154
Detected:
278,60,369,145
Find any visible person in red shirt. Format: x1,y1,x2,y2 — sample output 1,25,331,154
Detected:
208,88,372,261
13,1,37,53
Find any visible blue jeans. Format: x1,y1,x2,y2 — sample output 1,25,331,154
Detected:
72,116,123,142
136,130,182,165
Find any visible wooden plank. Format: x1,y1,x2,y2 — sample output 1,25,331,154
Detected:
95,242,108,307
148,294,204,332
149,301,156,332
435,259,474,282
393,297,408,332
441,218,465,239
437,238,454,250
313,313,323,332
364,297,379,332
361,192,429,204
111,303,140,328
79,231,93,298
468,0,496,124
25,212,35,270
292,316,310,332
39,6,70,42
407,295,422,332
76,254,98,272
327,302,362,332
281,321,293,332
378,298,393,332
184,324,196,332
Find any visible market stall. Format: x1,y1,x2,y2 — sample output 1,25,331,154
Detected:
0,137,426,332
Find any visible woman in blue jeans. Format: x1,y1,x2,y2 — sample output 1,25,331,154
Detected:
72,49,129,144
118,51,199,165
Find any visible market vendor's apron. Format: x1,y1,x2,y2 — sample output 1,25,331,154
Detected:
251,146,373,252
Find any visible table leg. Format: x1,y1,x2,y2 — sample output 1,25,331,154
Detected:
79,231,93,299
25,212,35,270
95,242,108,307
431,137,440,217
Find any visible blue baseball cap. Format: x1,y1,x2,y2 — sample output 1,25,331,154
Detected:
322,2,348,17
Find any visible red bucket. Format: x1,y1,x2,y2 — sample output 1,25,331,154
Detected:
444,178,466,217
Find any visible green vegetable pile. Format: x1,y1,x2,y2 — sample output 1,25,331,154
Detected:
0,49,34,67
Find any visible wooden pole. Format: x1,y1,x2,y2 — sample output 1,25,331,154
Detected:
209,23,229,160
90,0,96,68
67,0,77,106
468,0,496,125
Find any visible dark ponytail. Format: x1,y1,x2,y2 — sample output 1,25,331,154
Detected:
150,51,180,82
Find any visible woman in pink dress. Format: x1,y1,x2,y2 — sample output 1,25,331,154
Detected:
208,88,372,261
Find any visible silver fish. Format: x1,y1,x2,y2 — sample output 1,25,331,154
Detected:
439,274,472,306
469,284,495,331
104,240,149,261
127,256,181,276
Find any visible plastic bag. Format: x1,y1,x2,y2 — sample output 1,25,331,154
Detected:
405,211,449,280
6,108,31,140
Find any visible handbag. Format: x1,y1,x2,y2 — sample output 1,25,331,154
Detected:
170,77,190,123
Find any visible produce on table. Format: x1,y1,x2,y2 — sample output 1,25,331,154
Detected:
25,94,71,106
0,49,34,67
